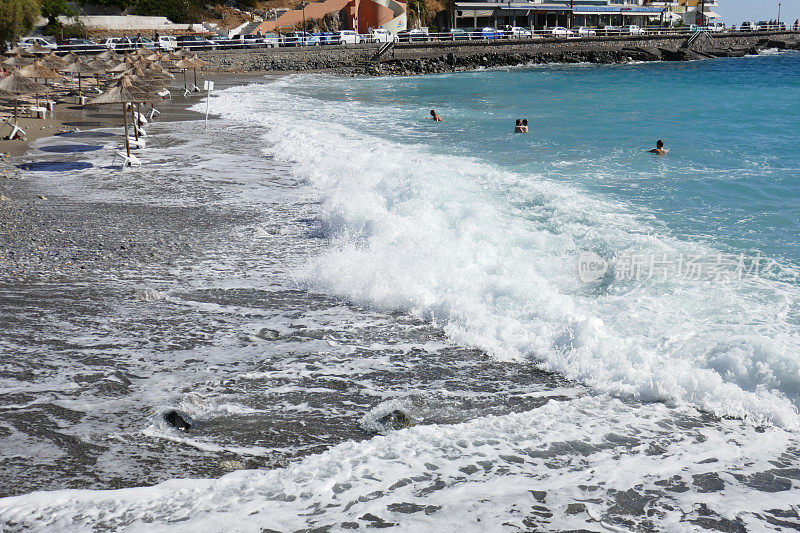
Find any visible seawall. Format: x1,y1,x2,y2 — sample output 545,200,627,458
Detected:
199,31,800,76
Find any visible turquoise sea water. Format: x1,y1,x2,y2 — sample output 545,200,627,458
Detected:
303,52,800,265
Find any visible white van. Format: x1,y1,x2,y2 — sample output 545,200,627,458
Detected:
368,28,396,43
157,36,178,51
334,30,360,45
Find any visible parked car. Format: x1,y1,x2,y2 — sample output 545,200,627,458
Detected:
550,27,569,38
131,36,158,50
479,27,502,39
575,26,596,37
210,35,234,48
232,34,264,48
505,26,532,38
262,33,280,47
756,21,772,31
18,36,56,50
285,31,320,46
57,38,104,53
440,28,471,41
602,26,622,36
708,22,725,33
368,28,396,43
624,25,644,36
176,35,217,50
397,28,430,42
333,30,360,45
739,21,755,32
103,37,134,52
157,36,178,51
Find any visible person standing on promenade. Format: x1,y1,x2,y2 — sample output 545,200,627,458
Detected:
794,19,799,32
648,139,668,156
430,110,443,122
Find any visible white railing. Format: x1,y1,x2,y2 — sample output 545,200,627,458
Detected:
21,24,800,54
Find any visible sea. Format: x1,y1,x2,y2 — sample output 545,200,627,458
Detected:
1,51,799,531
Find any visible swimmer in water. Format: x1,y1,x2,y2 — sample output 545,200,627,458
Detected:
648,139,668,156
430,109,443,122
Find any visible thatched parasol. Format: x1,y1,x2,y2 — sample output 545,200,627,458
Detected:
172,58,196,91
0,71,49,129
60,60,101,96
95,49,121,61
61,52,81,63
8,46,34,57
16,61,63,105
2,54,33,67
87,75,151,163
185,55,209,91
41,52,68,70
28,43,53,55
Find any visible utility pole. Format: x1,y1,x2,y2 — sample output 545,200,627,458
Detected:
569,0,573,30
778,2,782,27
700,0,705,27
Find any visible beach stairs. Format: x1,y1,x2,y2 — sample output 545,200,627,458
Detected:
371,41,394,60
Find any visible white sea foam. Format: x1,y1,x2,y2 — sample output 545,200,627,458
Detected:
199,77,800,428
1,396,797,531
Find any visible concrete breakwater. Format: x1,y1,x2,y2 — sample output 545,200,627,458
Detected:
199,32,800,76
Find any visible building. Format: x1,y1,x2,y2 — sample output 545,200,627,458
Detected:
452,0,717,30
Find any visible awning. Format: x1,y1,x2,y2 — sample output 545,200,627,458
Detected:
704,11,722,19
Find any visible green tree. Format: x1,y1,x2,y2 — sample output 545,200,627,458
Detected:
40,0,73,35
0,0,41,49
136,0,201,23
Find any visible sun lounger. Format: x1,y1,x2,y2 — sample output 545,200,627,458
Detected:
7,124,26,140
29,106,47,119
128,137,146,149
113,150,141,167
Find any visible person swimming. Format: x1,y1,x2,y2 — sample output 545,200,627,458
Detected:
648,139,668,156
430,109,443,122
515,119,524,133
521,119,529,133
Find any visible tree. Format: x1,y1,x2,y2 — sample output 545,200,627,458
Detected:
41,0,73,35
0,0,40,49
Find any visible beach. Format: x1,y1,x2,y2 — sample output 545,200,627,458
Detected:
2,51,800,531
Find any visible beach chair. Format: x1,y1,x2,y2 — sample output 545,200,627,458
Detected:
113,150,141,167
128,136,146,149
6,123,26,140
29,106,47,119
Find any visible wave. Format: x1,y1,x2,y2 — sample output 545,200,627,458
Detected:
198,75,800,428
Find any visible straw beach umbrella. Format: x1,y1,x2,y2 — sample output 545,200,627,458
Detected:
41,52,68,71
95,49,121,61
172,58,196,91
28,43,53,55
60,60,100,96
87,75,151,164
16,62,63,104
187,55,209,90
0,72,49,130
2,54,33,67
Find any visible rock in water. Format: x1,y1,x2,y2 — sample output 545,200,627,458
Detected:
256,328,281,341
164,410,195,431
378,410,415,430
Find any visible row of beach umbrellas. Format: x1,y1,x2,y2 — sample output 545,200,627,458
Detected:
0,47,209,163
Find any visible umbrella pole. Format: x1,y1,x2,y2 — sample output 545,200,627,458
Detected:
193,67,197,90
183,69,187,91
131,103,139,142
122,102,131,164
78,74,82,98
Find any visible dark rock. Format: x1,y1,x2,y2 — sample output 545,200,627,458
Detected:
378,409,415,429
164,409,195,431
